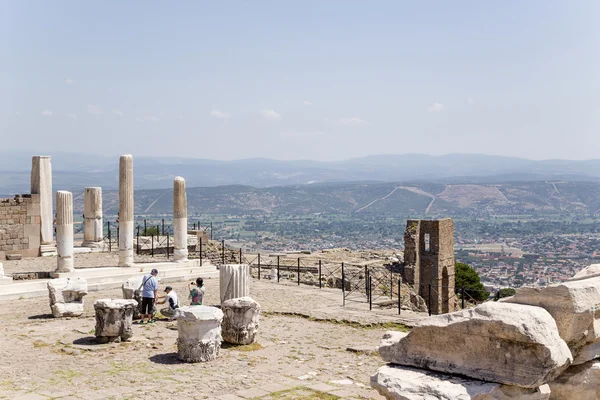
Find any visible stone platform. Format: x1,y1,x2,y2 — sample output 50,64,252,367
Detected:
0,260,217,301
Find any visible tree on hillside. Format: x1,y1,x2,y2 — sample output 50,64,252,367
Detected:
455,262,489,302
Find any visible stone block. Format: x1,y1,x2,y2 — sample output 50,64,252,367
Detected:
503,276,600,364
221,296,260,345
371,364,551,400
548,360,600,400
220,264,250,303
6,254,22,260
176,306,223,362
379,302,572,388
47,278,88,318
94,299,137,343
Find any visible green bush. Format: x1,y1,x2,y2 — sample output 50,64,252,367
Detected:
455,262,489,302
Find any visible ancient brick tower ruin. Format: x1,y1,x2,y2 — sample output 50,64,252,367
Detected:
402,218,455,314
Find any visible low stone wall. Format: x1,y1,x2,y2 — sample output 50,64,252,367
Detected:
0,194,41,259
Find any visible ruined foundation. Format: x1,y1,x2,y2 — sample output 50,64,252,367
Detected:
176,306,223,362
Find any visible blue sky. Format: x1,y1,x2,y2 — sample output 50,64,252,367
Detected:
2,1,599,161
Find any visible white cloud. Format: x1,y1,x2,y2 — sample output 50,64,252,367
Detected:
88,104,104,114
67,113,77,119
211,110,231,119
112,110,124,117
261,109,282,121
340,117,369,125
428,102,446,112
64,77,73,84
467,97,474,105
303,100,313,106
136,115,160,123
41,110,53,117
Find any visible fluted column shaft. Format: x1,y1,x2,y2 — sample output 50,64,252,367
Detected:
56,191,74,272
173,176,188,262
219,264,250,303
118,155,134,267
31,156,53,245
83,187,103,247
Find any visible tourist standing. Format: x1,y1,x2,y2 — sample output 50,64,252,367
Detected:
189,278,205,305
140,268,159,323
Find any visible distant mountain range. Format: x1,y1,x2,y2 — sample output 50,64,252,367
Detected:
1,151,600,194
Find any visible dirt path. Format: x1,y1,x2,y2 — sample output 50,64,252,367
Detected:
0,276,417,399
397,186,437,214
355,187,400,212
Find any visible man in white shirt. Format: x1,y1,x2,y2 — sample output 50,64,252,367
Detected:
157,286,179,320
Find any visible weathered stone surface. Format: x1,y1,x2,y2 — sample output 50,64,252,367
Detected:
220,264,250,303
121,276,144,319
371,364,551,400
569,264,600,282
549,360,600,400
221,296,260,345
176,306,223,362
379,302,572,388
82,187,103,248
94,299,137,343
47,278,87,318
503,277,600,364
173,176,188,262
31,156,53,246
118,154,134,267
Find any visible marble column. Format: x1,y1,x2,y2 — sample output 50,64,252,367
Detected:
177,306,223,362
173,176,188,262
221,297,261,345
220,264,250,304
30,156,54,246
118,155,134,267
94,299,137,343
82,187,103,248
56,190,74,272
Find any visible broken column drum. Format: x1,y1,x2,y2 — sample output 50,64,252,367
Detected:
220,264,250,303
82,187,103,248
221,296,261,345
31,156,53,246
118,155,134,267
56,190,74,272
94,299,138,343
177,306,224,362
173,176,188,262
47,278,88,317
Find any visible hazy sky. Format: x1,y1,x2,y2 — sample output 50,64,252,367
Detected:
2,1,599,161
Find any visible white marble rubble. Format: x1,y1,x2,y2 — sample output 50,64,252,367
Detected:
379,302,572,388
371,364,551,400
47,277,88,318
548,360,600,400
502,276,600,365
94,299,137,343
176,306,223,362
221,296,261,345
0,262,12,284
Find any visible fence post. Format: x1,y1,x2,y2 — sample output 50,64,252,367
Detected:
297,258,300,286
199,237,202,265
277,255,280,282
364,265,368,295
144,219,147,235
390,271,393,299
342,262,345,306
117,225,119,243
369,276,373,311
210,222,213,240
108,221,111,252
239,248,242,264
428,283,432,316
162,218,165,236
136,225,140,255
398,278,402,315
258,253,261,280
166,234,170,259
221,239,225,265
461,287,465,309
318,260,322,289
